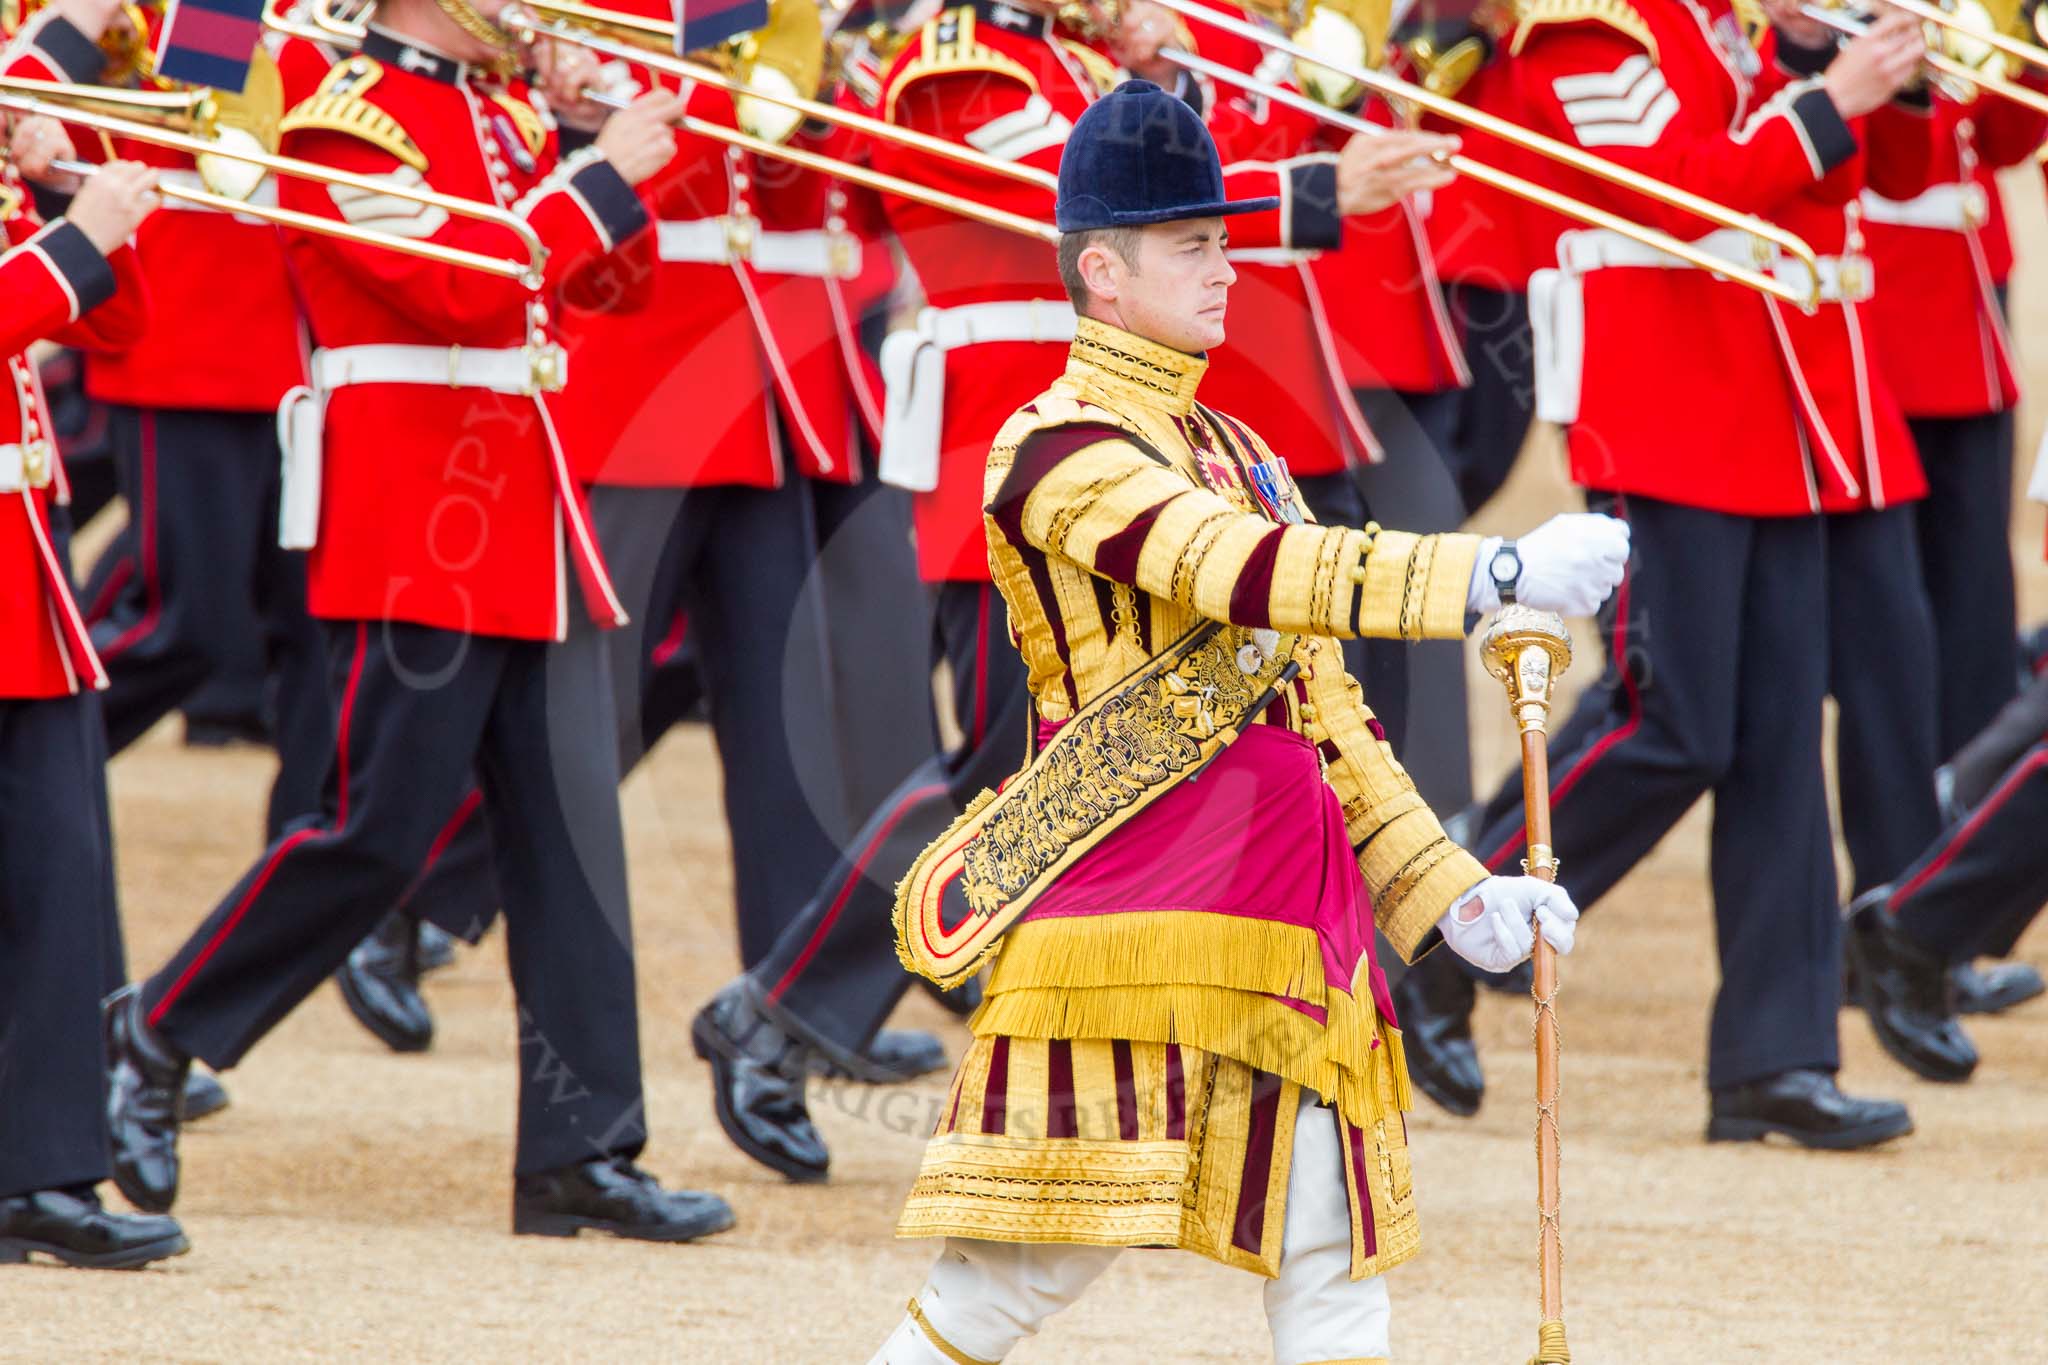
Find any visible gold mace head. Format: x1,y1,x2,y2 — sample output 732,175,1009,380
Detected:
1481,604,1572,723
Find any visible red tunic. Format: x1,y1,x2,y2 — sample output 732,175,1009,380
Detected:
1512,0,1924,515
0,201,151,699
1860,86,2047,417
277,30,651,640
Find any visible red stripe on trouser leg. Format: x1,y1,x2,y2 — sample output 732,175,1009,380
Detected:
1890,750,2048,910
148,623,371,1027
766,781,948,1000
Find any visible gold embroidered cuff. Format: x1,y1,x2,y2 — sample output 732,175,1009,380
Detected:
1355,530,1481,641
1364,812,1489,960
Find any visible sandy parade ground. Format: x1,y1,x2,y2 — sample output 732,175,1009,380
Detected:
5,179,2048,1365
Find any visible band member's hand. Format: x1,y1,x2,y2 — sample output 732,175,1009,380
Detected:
1762,0,1833,51
594,89,686,185
1439,876,1579,973
8,114,81,190
67,161,161,254
1821,8,1925,117
534,36,610,133
1469,512,1630,617
1109,0,1184,86
1334,129,1459,217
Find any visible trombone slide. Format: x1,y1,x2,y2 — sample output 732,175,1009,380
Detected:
1148,0,1824,295
1164,48,1819,309
46,158,531,280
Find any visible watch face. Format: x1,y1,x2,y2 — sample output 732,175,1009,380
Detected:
1494,550,1520,584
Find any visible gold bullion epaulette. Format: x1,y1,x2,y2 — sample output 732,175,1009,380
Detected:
1731,0,1768,46
1058,38,1121,96
279,56,429,172
1509,0,1657,59
884,7,1040,122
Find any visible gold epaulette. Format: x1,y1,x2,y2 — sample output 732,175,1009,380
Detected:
1057,38,1120,96
278,56,429,172
1509,0,1657,60
884,7,1040,122
1731,0,1768,47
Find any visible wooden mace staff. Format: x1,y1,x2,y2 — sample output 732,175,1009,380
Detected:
1480,605,1575,1365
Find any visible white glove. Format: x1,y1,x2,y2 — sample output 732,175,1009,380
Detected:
1466,513,1630,618
1437,876,1581,974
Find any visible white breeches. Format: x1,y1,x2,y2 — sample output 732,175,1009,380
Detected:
871,1090,1392,1365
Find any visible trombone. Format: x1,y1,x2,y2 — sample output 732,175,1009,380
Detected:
301,0,1060,190
0,79,549,283
1147,0,1825,308
1800,0,2048,118
573,86,1058,242
291,0,1054,239
502,0,1063,192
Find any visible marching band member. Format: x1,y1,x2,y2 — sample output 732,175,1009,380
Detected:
0,38,179,1261
99,0,737,1245
872,79,1615,1365
1861,76,2048,758
1405,0,1924,1148
688,0,1485,1185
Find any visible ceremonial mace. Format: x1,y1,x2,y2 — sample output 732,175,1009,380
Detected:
1480,606,1575,1365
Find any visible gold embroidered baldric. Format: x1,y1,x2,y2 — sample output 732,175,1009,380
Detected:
896,620,1298,988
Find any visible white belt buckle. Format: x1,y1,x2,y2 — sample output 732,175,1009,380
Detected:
525,343,565,395
828,230,859,280
23,439,50,488
724,214,757,265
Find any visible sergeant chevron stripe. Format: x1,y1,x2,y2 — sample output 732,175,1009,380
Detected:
1553,55,1679,148
965,94,1073,161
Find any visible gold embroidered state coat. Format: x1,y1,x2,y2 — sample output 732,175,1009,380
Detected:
897,317,1488,1281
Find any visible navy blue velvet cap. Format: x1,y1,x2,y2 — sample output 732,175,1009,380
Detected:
1054,79,1279,231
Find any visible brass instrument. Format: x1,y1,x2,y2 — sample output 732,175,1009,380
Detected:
0,80,548,282
505,0,1064,187
1150,0,1825,308
1802,0,2048,118
577,85,1058,242
263,0,368,46
496,0,1061,189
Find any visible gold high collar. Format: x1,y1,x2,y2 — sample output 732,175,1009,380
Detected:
1063,317,1207,417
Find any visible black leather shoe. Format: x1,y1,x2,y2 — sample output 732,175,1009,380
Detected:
0,1187,189,1269
511,1157,734,1243
691,985,830,1183
335,912,433,1054
1707,1068,1913,1150
1844,890,1978,1082
415,921,458,974
1952,960,2046,1016
809,1029,947,1084
180,1070,229,1123
1392,949,1483,1117
103,985,188,1214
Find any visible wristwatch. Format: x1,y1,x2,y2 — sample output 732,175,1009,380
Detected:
1489,539,1522,606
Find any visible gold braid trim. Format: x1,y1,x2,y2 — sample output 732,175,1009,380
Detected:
1509,0,1658,59
886,8,1043,122
906,1298,998,1365
281,60,428,172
